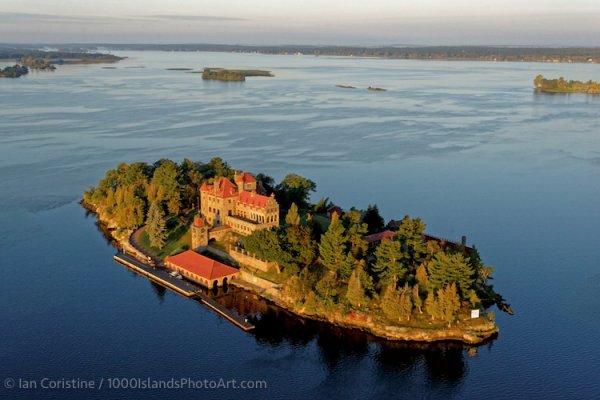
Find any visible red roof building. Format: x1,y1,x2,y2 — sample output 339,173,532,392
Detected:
238,190,272,209
364,230,396,247
165,250,239,288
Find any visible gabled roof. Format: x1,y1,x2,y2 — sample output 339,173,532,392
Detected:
193,215,204,227
236,172,256,184
364,230,395,244
165,250,238,280
238,190,272,208
200,177,238,198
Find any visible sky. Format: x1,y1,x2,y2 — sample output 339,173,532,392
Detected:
1,0,600,46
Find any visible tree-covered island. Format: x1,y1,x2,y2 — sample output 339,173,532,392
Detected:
0,64,29,78
0,49,123,78
534,74,600,94
83,158,504,344
202,68,273,81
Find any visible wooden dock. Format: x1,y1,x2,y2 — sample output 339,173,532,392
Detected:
113,253,255,331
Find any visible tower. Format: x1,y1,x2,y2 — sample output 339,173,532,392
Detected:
191,215,209,249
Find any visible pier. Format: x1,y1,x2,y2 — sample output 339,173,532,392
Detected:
113,253,255,331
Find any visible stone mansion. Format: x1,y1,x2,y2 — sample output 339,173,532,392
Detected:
196,172,279,242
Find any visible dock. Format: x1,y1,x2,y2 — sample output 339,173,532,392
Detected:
113,253,255,331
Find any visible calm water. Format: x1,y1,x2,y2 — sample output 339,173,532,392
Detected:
0,51,599,399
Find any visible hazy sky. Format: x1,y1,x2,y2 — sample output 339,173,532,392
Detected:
1,0,600,45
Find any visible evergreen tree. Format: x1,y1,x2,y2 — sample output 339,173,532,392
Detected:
146,201,167,249
286,225,318,269
416,263,429,293
346,268,367,309
440,283,461,327
318,220,352,277
363,204,385,234
398,290,413,321
396,215,428,271
425,292,441,321
372,238,406,285
285,202,301,226
381,284,401,321
412,284,423,313
427,251,475,296
343,210,369,259
150,160,180,215
303,291,321,314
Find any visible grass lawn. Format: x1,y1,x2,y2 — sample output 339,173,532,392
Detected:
139,223,191,259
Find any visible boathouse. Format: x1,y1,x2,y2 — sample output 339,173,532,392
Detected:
164,250,239,288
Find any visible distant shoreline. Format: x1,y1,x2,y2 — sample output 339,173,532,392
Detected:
62,43,600,64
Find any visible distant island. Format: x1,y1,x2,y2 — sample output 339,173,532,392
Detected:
0,49,123,78
0,64,29,78
83,158,507,344
202,68,274,81
368,86,387,91
534,74,600,94
98,43,600,64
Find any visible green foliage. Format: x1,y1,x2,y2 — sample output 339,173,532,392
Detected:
424,283,461,326
346,268,368,308
0,64,29,78
146,202,167,249
363,204,385,234
343,210,369,259
255,173,275,195
149,160,180,215
285,202,301,226
318,220,353,278
395,215,428,271
241,228,290,265
315,272,339,303
439,283,461,327
207,157,233,179
381,284,412,322
313,197,332,213
416,264,429,293
276,173,316,209
372,239,406,285
427,251,475,296
412,284,423,313
534,74,600,94
285,225,318,269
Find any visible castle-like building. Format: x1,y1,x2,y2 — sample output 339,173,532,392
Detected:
192,172,279,247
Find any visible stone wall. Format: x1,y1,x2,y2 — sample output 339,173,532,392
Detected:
238,270,282,297
229,247,280,273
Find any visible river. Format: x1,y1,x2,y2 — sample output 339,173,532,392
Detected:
0,51,599,399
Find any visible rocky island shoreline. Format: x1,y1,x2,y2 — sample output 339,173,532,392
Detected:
82,158,504,345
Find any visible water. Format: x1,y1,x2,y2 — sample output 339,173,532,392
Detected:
0,51,599,399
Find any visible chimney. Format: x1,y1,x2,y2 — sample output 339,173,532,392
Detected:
461,235,467,246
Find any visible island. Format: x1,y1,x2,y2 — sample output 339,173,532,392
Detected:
83,158,506,344
0,64,29,78
534,74,600,94
0,49,123,73
368,86,387,91
202,68,274,81
336,84,356,89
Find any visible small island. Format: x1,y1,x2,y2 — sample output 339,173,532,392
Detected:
83,158,505,344
336,84,356,89
0,64,29,78
0,48,123,71
534,74,600,94
368,86,387,91
202,68,274,81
